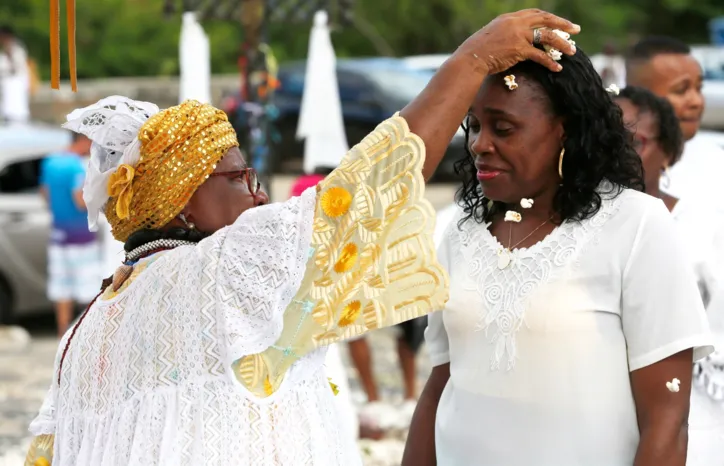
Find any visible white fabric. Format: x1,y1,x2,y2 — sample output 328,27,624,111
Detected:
98,214,126,277
325,345,359,441
30,188,362,465
0,41,30,122
179,12,211,104
661,134,724,200
434,203,458,247
47,242,102,303
673,197,724,463
62,96,160,231
426,187,714,465
297,10,349,174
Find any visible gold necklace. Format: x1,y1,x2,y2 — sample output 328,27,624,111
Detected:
497,216,554,270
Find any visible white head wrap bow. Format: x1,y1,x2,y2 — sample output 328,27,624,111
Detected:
62,96,159,231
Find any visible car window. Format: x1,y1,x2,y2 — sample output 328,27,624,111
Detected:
362,69,434,102
337,71,371,102
0,157,43,194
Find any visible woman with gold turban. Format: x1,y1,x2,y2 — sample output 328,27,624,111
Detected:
25,10,578,466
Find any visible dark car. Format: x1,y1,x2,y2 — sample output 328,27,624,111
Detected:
223,57,465,180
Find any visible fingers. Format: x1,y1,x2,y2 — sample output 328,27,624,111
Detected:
525,10,581,35
525,48,563,73
537,28,577,56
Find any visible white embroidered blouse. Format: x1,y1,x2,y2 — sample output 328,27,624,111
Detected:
25,115,448,466
427,187,714,466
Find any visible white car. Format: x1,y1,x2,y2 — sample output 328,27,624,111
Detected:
0,123,69,321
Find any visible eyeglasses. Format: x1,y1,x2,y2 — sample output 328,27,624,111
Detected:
209,168,260,196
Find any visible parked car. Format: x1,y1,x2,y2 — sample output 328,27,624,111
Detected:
223,57,467,180
0,123,69,322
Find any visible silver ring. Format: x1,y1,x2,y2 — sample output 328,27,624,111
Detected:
533,28,542,45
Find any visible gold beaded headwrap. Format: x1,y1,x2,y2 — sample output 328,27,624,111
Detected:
104,100,238,242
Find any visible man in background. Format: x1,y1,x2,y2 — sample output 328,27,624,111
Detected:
0,25,30,123
626,36,724,200
40,132,99,337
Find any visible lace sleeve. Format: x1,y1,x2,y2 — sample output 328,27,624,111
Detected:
234,113,449,397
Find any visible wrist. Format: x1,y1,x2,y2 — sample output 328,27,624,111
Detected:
450,44,490,78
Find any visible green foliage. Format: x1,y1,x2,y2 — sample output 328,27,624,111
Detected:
1,0,723,79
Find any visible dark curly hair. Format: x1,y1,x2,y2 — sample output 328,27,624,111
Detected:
456,47,645,226
615,86,684,166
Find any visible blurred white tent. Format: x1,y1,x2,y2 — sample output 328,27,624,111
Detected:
179,12,211,104
297,10,348,174
0,41,30,122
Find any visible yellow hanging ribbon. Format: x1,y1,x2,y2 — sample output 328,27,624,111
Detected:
107,164,136,220
49,0,78,91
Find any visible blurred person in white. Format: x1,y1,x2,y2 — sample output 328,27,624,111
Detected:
23,10,581,465
626,37,724,200
0,25,30,123
39,132,99,337
404,43,714,466
615,86,724,465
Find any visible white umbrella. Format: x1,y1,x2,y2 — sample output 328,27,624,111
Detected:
297,10,348,174
179,12,211,104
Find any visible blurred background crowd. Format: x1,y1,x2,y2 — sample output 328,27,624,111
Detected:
1,1,724,464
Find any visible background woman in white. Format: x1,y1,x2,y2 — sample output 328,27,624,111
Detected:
615,86,724,465
404,47,714,465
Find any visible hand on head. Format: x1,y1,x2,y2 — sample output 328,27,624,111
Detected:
456,9,580,75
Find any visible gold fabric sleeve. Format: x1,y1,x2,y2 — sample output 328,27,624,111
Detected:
24,434,54,466
234,113,449,397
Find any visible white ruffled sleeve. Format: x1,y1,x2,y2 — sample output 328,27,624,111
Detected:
425,218,454,367
622,200,715,371
221,114,449,397
215,190,317,370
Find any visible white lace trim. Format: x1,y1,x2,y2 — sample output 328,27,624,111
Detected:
450,187,624,370
63,96,159,230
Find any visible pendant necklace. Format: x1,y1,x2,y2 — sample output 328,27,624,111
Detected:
497,216,554,270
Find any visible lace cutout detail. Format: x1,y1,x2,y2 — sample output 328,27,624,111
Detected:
451,189,622,370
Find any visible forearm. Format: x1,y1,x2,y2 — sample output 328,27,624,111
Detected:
400,53,487,181
634,423,688,466
402,364,450,466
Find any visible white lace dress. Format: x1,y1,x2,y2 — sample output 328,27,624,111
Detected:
26,115,448,466
427,187,714,466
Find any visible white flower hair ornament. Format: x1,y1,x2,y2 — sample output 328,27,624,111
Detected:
606,84,620,96
504,75,518,91
543,29,576,62
666,378,681,393
504,211,522,223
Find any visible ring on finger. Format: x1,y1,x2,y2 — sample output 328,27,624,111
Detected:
532,28,543,45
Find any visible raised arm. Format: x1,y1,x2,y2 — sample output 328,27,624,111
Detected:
398,9,579,181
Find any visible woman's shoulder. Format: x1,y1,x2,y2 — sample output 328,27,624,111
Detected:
607,186,669,219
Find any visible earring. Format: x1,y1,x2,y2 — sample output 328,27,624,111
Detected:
558,148,565,179
661,165,671,189
179,213,196,231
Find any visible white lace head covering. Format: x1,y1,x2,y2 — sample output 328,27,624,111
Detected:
63,96,160,231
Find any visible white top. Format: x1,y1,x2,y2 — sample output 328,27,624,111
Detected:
662,134,724,200
27,114,449,466
427,187,714,466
